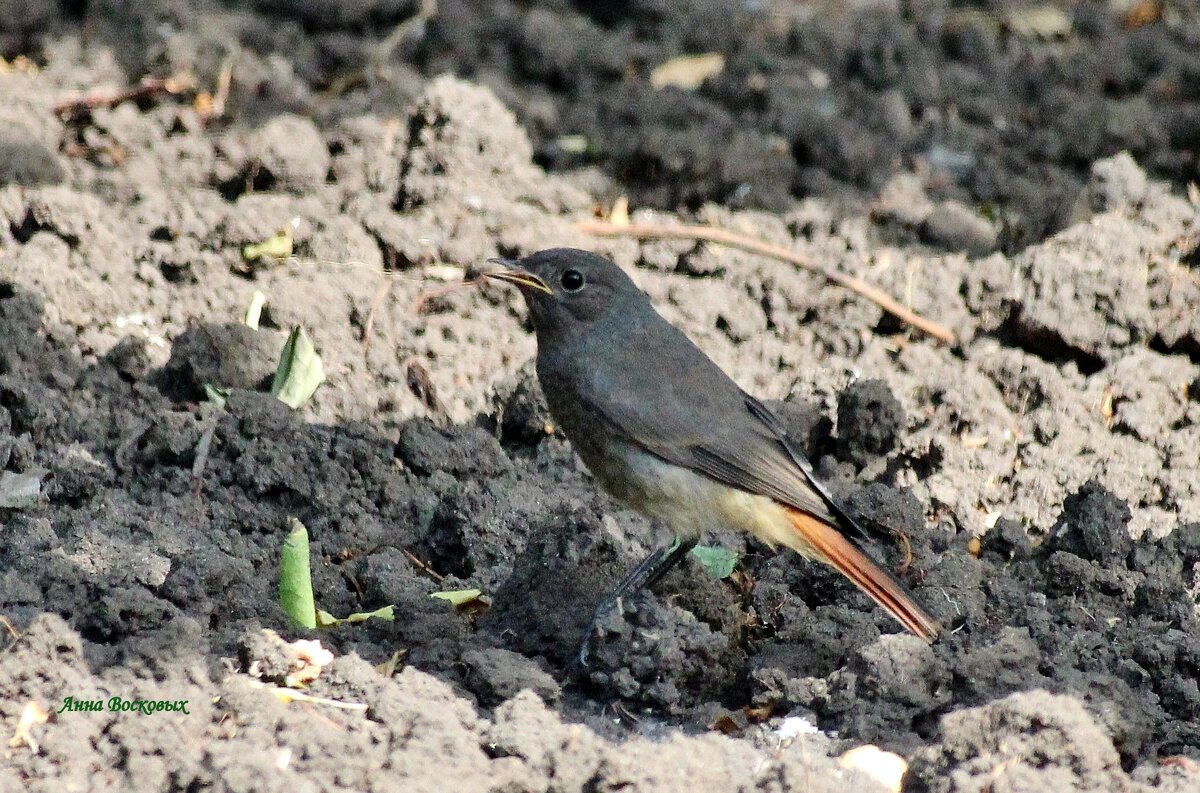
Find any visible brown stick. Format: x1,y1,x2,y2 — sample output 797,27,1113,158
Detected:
576,219,956,344
361,278,393,353
54,74,197,117
402,549,445,582
206,55,235,121
0,614,20,641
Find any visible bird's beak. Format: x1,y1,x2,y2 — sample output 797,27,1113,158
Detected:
483,258,553,295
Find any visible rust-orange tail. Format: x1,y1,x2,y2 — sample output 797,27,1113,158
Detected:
784,507,940,642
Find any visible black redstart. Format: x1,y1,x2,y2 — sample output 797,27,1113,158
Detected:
486,248,939,664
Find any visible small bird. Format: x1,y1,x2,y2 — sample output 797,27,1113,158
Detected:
486,248,939,665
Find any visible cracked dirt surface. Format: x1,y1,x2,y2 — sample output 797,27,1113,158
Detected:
3,4,1200,792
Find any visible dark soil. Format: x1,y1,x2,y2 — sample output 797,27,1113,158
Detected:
2,3,1200,793
18,0,1200,255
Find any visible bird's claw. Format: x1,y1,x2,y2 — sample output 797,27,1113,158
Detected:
576,623,597,669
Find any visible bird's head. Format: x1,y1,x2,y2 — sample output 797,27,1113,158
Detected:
484,248,647,337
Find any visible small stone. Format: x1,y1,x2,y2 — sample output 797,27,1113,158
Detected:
251,115,330,193
461,647,561,706
1084,151,1147,212
921,200,998,256
839,745,907,793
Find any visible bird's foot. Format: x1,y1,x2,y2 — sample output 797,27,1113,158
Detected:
576,629,595,669
575,597,619,669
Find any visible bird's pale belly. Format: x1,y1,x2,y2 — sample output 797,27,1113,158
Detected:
581,441,814,556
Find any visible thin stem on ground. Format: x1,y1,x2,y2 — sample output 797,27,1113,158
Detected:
576,219,957,344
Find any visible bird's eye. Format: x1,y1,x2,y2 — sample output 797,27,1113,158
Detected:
560,269,585,292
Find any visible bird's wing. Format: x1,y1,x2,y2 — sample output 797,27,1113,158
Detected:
577,361,864,537
741,395,868,534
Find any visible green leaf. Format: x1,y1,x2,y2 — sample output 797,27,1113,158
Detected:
270,326,325,409
245,290,267,330
203,383,230,408
430,589,483,607
346,605,395,623
279,518,317,629
315,605,396,627
691,545,739,579
242,226,294,263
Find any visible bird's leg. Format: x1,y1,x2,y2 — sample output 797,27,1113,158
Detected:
577,535,698,667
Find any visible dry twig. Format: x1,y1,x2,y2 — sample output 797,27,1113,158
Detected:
55,74,197,118
196,55,235,122
402,549,445,582
361,278,393,353
894,531,914,576
413,278,481,315
576,219,957,344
